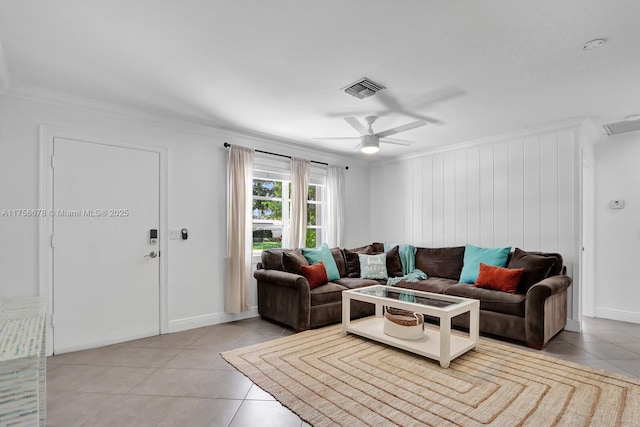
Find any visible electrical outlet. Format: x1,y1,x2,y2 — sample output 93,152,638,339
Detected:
169,229,181,239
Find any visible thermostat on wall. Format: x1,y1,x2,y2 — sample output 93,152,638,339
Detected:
609,200,625,209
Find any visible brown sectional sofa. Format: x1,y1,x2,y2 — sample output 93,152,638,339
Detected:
254,243,571,349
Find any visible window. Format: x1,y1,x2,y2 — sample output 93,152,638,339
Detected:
306,184,325,248
251,177,326,253
252,179,286,251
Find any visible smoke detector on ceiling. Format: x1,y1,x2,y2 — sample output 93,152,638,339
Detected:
341,77,386,99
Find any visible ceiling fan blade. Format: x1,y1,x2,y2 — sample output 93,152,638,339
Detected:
398,111,444,124
327,109,388,118
376,120,427,138
313,137,360,140
380,138,415,146
376,91,404,111
407,86,466,110
344,117,369,136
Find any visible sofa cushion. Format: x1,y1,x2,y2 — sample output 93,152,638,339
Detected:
393,277,458,294
359,253,388,279
414,246,466,280
507,248,559,293
371,242,385,253
545,253,564,276
330,247,348,278
302,244,340,281
310,282,346,306
445,283,526,317
333,277,381,289
344,247,373,278
369,243,403,277
459,244,511,284
261,249,285,271
475,263,524,294
385,246,404,278
349,244,375,254
282,250,309,275
300,261,328,289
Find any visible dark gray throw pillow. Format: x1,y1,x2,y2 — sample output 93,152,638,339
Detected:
507,248,557,293
385,245,404,278
344,246,372,278
282,250,309,275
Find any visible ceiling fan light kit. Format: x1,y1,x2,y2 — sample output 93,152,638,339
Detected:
360,135,380,154
317,115,425,154
324,81,463,154
324,79,460,154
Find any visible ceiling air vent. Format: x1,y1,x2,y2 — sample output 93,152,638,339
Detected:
341,77,386,99
603,119,640,135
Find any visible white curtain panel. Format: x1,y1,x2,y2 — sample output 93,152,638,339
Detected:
289,157,310,248
326,165,345,247
225,145,254,313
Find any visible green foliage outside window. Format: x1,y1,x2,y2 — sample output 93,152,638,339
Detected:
252,180,282,220
306,228,316,248
252,180,283,251
306,185,318,247
252,179,322,251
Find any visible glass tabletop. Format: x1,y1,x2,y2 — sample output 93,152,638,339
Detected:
352,285,462,308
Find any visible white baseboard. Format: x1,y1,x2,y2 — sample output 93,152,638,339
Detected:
594,307,640,325
54,331,158,355
168,307,259,333
49,309,260,355
564,319,581,333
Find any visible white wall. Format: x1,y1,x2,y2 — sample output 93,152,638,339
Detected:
594,132,640,324
371,120,596,328
0,93,371,332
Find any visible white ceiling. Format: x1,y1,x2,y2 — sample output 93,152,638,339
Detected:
1,0,639,158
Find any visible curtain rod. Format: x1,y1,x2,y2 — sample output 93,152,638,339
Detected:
223,142,348,170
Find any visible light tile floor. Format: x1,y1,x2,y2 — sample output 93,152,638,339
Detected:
46,316,640,426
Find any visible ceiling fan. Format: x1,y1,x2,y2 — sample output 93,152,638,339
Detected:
328,85,466,124
320,116,427,154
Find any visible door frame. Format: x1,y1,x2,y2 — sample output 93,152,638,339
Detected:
39,125,169,355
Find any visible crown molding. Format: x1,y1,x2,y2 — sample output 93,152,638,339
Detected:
214,124,363,167
579,117,605,145
4,83,361,167
6,82,235,138
0,41,11,93
374,117,594,166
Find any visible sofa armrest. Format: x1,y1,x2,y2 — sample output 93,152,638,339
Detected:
254,269,309,290
527,275,572,299
254,269,311,331
525,275,572,349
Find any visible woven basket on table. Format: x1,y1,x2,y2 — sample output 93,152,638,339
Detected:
383,307,425,340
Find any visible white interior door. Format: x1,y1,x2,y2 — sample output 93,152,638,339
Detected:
52,137,160,353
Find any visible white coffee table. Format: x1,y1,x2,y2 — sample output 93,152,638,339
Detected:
342,285,479,368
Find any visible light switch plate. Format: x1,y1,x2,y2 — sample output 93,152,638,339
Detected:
169,229,181,239
609,200,625,209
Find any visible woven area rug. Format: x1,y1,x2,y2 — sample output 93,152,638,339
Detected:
221,324,640,426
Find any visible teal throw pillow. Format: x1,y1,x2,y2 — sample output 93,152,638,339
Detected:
459,244,511,284
301,243,340,281
359,253,388,279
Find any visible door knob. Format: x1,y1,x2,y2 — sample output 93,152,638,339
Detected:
145,251,158,258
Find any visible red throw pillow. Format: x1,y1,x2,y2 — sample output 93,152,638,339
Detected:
300,261,328,289
474,263,525,294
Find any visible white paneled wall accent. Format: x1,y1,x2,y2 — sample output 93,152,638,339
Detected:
371,121,597,329
372,131,577,250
